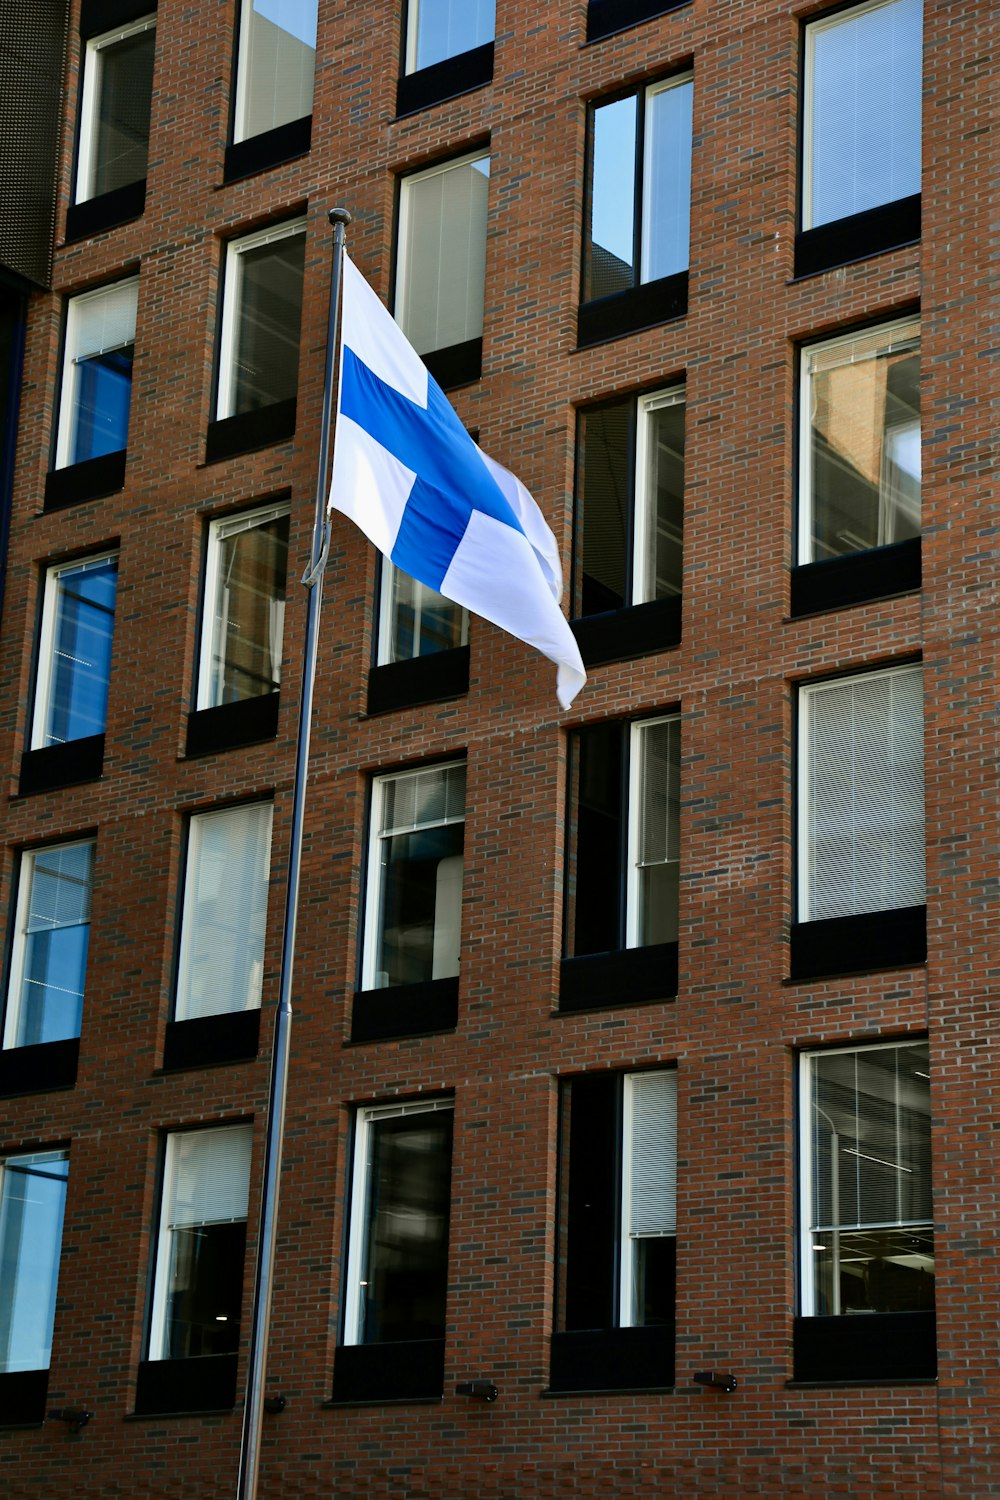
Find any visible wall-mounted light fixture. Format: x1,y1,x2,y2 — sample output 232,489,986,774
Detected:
693,1370,737,1394
263,1395,287,1414
455,1380,498,1402
48,1406,92,1433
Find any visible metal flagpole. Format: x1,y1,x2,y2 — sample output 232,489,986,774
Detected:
236,206,351,1500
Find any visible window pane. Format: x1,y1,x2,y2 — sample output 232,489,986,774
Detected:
0,1153,69,1373
229,232,305,415
641,78,692,283
566,723,623,957
584,97,637,301
60,281,137,466
633,718,680,947
381,567,467,663
807,1044,933,1316
357,1109,453,1343
637,397,685,601
805,0,922,229
396,156,490,355
804,324,921,562
233,0,317,142
41,557,118,747
204,510,289,705
576,401,631,615
85,25,155,199
174,804,273,1021
407,0,494,72
6,842,93,1048
802,667,925,921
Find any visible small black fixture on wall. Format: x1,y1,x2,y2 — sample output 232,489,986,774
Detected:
48,1406,92,1433
693,1370,738,1394
455,1379,499,1402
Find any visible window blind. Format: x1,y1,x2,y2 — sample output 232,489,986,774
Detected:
627,1071,677,1237
166,1125,252,1227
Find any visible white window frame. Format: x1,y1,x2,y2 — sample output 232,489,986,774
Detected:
3,839,94,1050
343,1097,453,1346
147,1125,253,1361
624,713,680,949
361,763,466,990
31,551,119,750
215,218,306,421
75,16,156,204
796,662,924,923
618,1070,678,1327
631,386,685,605
394,150,490,353
197,501,290,709
638,72,694,285
0,1150,70,1374
797,317,921,565
375,565,469,667
55,280,138,470
798,1040,933,1317
403,0,495,75
231,0,318,145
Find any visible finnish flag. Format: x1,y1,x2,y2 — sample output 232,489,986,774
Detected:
328,254,586,709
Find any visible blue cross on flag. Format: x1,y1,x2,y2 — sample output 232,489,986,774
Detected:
328,254,586,709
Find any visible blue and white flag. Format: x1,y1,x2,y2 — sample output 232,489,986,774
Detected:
328,254,586,709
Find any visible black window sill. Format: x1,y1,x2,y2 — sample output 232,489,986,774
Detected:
134,1354,238,1416
794,194,920,280
0,1369,49,1427
80,0,155,38
351,976,459,1044
224,116,312,183
550,1325,675,1393
790,538,920,618
578,271,687,348
205,398,296,464
367,648,469,716
0,1038,79,1095
185,693,279,757
65,180,146,242
559,942,678,1013
44,450,126,510
330,1339,444,1404
587,0,690,42
421,338,482,391
396,42,493,117
20,735,105,796
162,1009,260,1072
789,905,926,982
793,1311,935,1383
571,596,681,667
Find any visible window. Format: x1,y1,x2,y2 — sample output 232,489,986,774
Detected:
796,1041,935,1381
333,1099,453,1402
74,17,155,207
4,841,93,1050
404,0,494,73
395,153,489,387
209,221,305,459
552,1070,676,1391
54,280,136,471
0,1152,69,1376
31,553,118,752
174,804,272,1024
793,664,925,979
139,1125,251,1411
197,503,289,709
573,387,684,661
798,0,922,274
562,716,679,1009
794,319,921,613
230,0,316,149
377,569,468,667
580,74,692,344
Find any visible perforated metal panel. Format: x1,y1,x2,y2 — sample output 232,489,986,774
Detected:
0,0,70,287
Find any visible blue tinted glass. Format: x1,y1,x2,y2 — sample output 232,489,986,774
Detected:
13,843,93,1047
642,80,692,282
0,1153,69,1373
585,97,637,301
46,559,118,745
72,347,133,462
410,0,494,72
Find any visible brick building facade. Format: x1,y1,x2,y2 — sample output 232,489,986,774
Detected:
0,0,997,1495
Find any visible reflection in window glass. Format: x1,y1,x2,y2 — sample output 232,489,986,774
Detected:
378,565,467,665
56,280,137,468
641,81,694,284
800,320,920,563
802,1042,933,1316
804,0,922,230
4,842,93,1049
217,223,306,419
0,1152,69,1373
76,18,155,202
200,505,289,707
233,0,317,143
33,555,118,749
405,0,495,73
395,154,490,357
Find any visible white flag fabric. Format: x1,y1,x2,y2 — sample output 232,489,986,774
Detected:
328,254,586,709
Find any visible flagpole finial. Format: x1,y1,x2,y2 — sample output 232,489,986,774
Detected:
329,207,352,228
